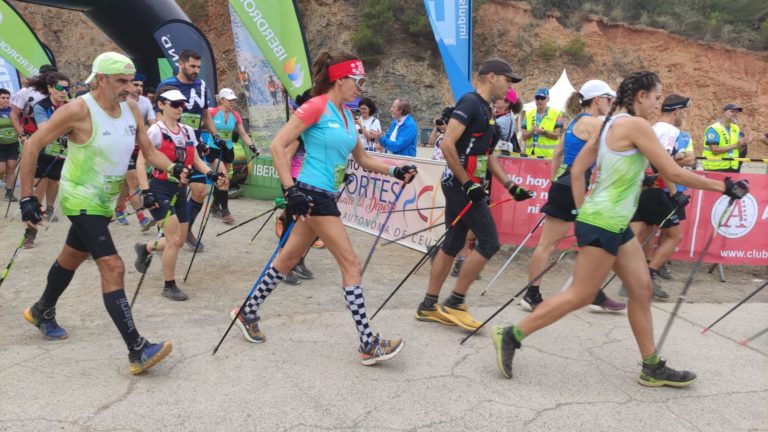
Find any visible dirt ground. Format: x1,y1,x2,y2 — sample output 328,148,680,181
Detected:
1,195,766,334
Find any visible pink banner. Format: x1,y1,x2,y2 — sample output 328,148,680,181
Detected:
491,158,768,266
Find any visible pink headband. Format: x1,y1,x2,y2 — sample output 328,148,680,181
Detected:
328,60,365,82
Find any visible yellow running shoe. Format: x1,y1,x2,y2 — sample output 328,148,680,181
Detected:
439,303,482,331
415,302,456,326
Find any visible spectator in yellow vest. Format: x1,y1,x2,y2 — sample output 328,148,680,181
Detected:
701,103,753,173
521,87,563,158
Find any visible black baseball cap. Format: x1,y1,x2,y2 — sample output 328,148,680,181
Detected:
479,58,522,83
722,103,743,112
661,94,690,112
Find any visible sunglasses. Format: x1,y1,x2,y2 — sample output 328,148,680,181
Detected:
535,96,547,101
164,100,185,109
53,84,70,93
346,75,366,90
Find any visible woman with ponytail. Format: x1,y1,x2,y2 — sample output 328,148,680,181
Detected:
493,71,749,387
521,80,625,313
229,51,418,366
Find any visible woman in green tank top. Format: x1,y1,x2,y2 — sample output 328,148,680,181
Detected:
492,71,749,388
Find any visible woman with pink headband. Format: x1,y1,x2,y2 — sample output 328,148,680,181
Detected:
230,51,418,366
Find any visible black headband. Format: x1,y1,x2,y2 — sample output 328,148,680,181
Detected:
662,99,690,112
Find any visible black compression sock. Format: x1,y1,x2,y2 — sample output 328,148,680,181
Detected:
38,261,75,310
218,188,229,211
164,280,176,288
103,289,141,349
445,291,466,307
188,199,203,226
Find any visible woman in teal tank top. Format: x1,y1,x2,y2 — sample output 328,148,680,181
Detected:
493,71,749,388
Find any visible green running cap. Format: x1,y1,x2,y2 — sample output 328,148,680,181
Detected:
85,52,136,83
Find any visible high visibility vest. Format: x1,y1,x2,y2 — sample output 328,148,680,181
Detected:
701,122,740,171
524,107,561,158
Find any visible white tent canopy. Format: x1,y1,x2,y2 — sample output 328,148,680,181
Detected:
523,68,576,114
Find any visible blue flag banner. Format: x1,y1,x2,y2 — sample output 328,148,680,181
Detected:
153,19,218,106
0,57,21,94
424,0,473,102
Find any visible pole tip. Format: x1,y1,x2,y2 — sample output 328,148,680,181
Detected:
739,339,749,347
701,327,709,334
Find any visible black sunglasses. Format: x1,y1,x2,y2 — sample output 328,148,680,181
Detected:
164,100,185,109
535,96,547,101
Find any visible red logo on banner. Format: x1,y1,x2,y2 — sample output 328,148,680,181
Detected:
711,194,758,239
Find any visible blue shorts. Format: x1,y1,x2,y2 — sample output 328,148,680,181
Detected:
148,178,189,224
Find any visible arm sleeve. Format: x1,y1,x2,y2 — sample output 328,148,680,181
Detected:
32,104,49,125
380,118,417,154
294,96,326,127
147,125,163,149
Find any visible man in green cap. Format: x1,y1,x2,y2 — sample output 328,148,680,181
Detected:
18,52,186,375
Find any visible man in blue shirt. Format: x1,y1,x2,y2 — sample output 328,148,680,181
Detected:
378,98,418,157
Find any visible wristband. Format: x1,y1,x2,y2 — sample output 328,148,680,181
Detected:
503,179,514,190
388,166,395,176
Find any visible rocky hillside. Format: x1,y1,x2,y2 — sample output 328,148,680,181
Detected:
9,0,768,156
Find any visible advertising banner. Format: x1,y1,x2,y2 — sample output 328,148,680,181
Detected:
228,0,311,101
339,154,447,252
0,57,20,94
424,0,474,102
0,0,54,77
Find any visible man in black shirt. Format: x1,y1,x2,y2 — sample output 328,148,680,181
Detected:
416,58,534,330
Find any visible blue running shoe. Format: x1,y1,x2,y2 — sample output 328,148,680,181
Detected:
139,217,156,232
24,305,68,340
115,211,130,226
128,337,173,375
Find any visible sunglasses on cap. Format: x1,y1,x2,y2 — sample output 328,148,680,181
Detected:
346,75,366,90
53,84,70,93
164,100,185,109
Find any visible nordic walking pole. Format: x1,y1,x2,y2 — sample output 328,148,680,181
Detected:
656,198,737,354
130,193,178,308
249,208,278,244
481,215,546,296
4,152,21,218
217,197,285,237
213,221,296,355
389,205,446,214
701,280,768,334
361,182,406,277
598,205,680,293
461,243,578,345
740,326,768,347
0,231,28,290
183,161,222,283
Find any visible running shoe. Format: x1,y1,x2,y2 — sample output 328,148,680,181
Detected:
589,296,627,313
139,217,156,232
222,209,235,225
230,307,265,343
439,303,482,330
292,259,314,279
4,189,18,202
128,337,173,375
359,334,404,366
492,325,520,379
23,236,34,249
519,288,544,312
637,358,696,388
650,270,669,299
185,232,205,251
211,207,223,219
162,283,188,301
415,302,455,326
134,243,150,273
24,304,68,340
115,210,130,226
45,205,58,222
657,263,673,280
283,271,300,286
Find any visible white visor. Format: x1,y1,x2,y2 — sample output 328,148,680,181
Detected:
159,89,186,102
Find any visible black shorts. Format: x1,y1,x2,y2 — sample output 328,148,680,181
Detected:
439,181,500,260
127,151,138,171
0,143,20,162
541,182,577,222
148,178,189,224
209,145,235,164
35,153,64,181
575,221,634,256
65,215,118,259
295,182,340,218
631,188,680,228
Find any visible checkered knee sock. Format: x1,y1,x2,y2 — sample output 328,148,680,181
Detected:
242,266,284,321
343,285,374,350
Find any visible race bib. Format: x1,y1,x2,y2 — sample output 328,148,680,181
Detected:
180,112,202,130
102,175,125,198
474,155,488,179
219,130,233,141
